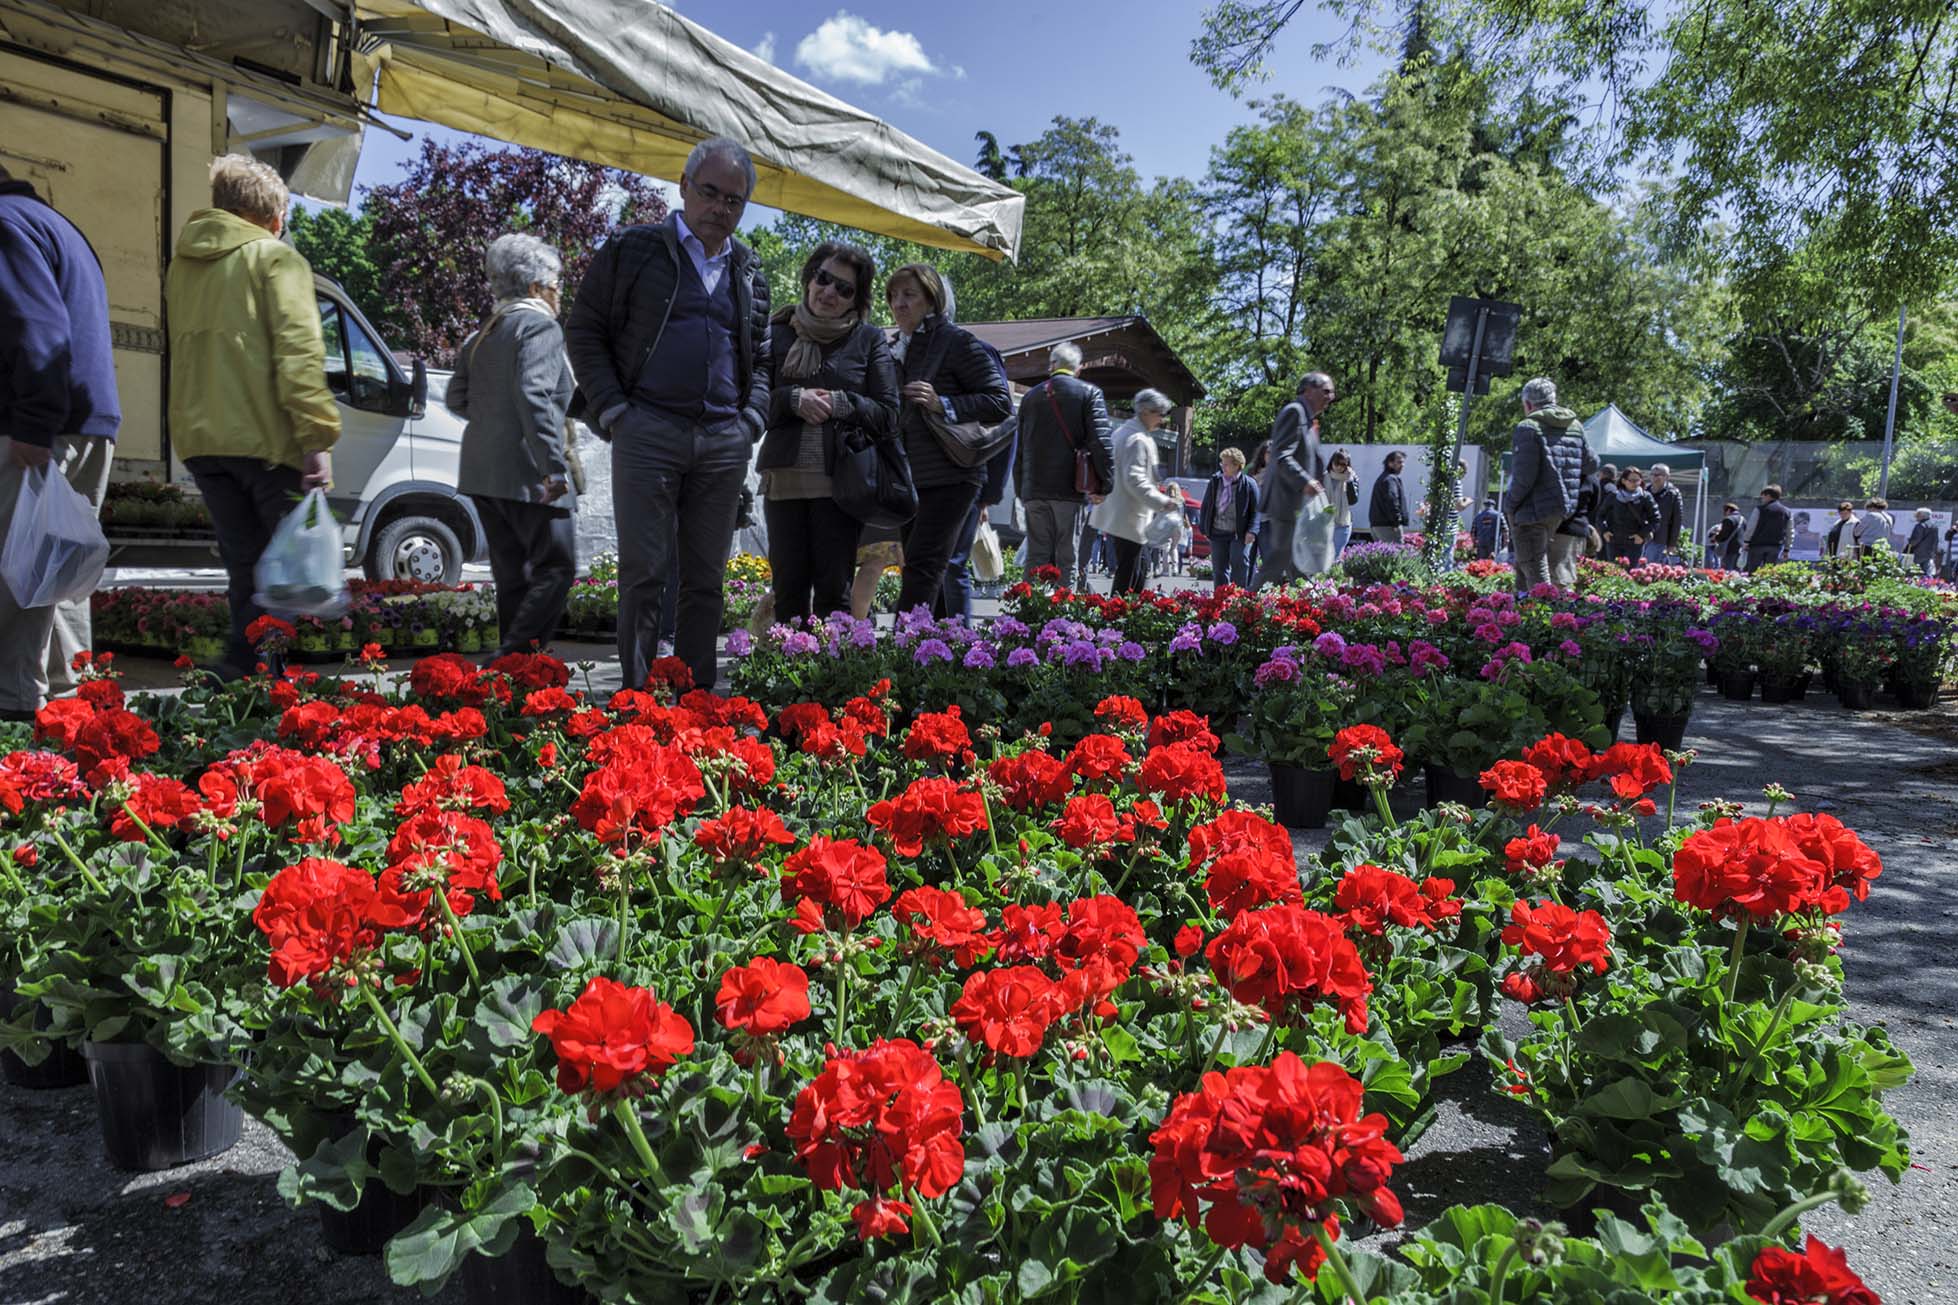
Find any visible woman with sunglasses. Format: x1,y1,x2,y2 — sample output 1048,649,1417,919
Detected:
757,241,899,623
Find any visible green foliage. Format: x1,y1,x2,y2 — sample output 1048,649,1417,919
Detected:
288,206,381,311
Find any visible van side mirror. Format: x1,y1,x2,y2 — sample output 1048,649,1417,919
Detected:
387,356,428,418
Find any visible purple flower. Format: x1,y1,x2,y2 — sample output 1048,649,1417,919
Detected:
914,639,954,665
1339,643,1388,676
1312,631,1348,659
1685,627,1719,655
1117,641,1146,663
848,620,878,651
963,644,997,670
994,616,1030,640
1062,641,1104,669
1473,623,1504,644
1206,621,1239,645
1558,639,1583,658
726,628,754,657
1408,641,1450,674
1006,647,1038,670
1253,655,1300,687
782,631,819,657
1169,630,1202,654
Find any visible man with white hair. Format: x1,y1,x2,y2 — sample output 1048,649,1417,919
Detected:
165,154,340,678
567,138,771,691
1504,376,1594,590
1014,339,1113,581
1906,507,1939,576
1257,372,1334,587
1647,463,1684,563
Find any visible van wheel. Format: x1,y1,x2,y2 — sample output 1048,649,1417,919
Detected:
367,514,462,585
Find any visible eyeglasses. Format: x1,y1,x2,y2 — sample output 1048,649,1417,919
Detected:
691,179,748,212
813,268,857,299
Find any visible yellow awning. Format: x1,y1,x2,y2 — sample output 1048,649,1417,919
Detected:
351,0,1023,261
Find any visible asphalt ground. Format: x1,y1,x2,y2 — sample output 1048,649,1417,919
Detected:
2,683,1951,1303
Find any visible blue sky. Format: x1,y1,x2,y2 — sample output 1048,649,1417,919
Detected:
344,1,1392,226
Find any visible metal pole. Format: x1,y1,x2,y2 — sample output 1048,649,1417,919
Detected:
1441,309,1489,572
1878,305,1906,498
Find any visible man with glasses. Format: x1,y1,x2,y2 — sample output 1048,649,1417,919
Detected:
568,137,772,691
1256,372,1334,588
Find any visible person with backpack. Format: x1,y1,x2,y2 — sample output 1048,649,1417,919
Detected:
1503,376,1595,589
1471,499,1503,560
1015,339,1113,583
1708,501,1745,571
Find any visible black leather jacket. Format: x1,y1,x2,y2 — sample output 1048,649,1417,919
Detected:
1014,372,1114,502
565,215,772,436
895,316,1011,489
756,319,899,473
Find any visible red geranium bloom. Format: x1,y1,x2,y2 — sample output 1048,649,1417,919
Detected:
1149,1054,1402,1286
1503,825,1561,876
642,656,694,695
865,776,988,858
1478,760,1548,812
252,857,381,989
1502,899,1612,984
409,653,493,706
781,836,891,932
988,749,1072,811
1051,793,1132,853
571,744,705,845
1173,925,1204,958
31,698,95,753
75,678,123,710
0,750,86,815
1056,895,1146,1002
1673,817,1832,921
69,708,161,787
387,808,504,901
951,966,1062,1058
693,805,796,872
893,886,993,966
109,773,203,843
774,702,832,743
785,1038,965,1217
1138,743,1228,805
992,901,1065,963
486,651,572,691
1064,734,1133,784
840,693,890,738
1781,812,1882,912
1520,733,1595,791
1335,864,1460,935
1201,846,1303,917
1205,904,1372,1034
521,687,580,716
255,753,358,845
715,956,811,1036
246,615,297,648
723,735,779,797
1589,741,1674,802
850,1197,914,1241
1148,710,1220,753
531,975,694,1096
395,754,510,817
1744,1236,1878,1305
1187,809,1293,870
1092,695,1150,732
902,707,973,769
1327,725,1403,786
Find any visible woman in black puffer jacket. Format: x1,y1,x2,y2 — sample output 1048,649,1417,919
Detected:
1599,465,1661,567
884,263,1011,615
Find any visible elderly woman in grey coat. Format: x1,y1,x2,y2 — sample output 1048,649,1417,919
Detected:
446,233,577,656
1088,389,1183,594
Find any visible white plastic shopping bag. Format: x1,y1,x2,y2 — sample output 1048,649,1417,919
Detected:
971,518,1005,582
253,487,350,618
1292,489,1337,576
1,465,110,609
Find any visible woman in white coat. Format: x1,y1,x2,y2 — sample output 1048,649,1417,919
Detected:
1089,389,1182,594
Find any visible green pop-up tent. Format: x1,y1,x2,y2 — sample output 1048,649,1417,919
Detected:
1502,404,1709,549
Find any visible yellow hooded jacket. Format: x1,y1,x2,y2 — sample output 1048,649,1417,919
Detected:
164,208,340,468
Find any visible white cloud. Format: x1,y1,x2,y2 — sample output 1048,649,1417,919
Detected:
794,11,938,86
752,31,776,63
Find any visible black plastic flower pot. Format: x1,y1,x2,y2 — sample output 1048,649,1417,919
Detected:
1836,679,1878,712
1422,764,1485,810
453,1213,587,1303
1331,774,1367,813
1892,680,1938,710
1716,668,1756,701
1604,706,1626,742
316,1123,427,1256
1704,663,1720,687
0,989,88,1090
82,1040,243,1171
1267,763,1334,829
1758,672,1803,704
1633,711,1689,752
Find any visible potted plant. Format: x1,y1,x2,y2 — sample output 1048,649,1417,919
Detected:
1228,648,1353,828
1629,610,1715,750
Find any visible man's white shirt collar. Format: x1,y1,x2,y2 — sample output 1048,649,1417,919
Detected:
674,212,730,292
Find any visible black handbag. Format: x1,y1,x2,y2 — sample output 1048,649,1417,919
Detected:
831,427,917,529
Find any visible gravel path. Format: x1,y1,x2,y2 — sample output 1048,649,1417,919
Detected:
2,684,1951,1303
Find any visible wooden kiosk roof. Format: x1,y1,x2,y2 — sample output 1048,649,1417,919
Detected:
962,316,1204,408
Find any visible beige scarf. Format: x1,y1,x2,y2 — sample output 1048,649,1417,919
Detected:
780,304,859,382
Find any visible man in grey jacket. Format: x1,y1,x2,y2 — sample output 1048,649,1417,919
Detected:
566,138,771,692
1014,341,1113,581
1256,372,1334,588
1504,377,1596,590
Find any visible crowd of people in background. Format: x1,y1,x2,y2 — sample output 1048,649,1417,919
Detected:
7,132,1958,718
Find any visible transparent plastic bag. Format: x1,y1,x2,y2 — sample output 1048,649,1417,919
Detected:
253,488,349,618
1292,489,1336,576
971,518,1005,581
2,465,110,609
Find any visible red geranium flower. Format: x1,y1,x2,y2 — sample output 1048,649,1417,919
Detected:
785,1038,965,1237
246,615,297,649
1327,725,1403,787
693,805,796,872
387,808,504,902
992,902,1065,963
1050,793,1133,854
781,836,891,933
571,745,705,845
865,776,988,858
1138,742,1227,805
486,651,572,691
1478,759,1548,812
902,707,973,769
1781,812,1882,912
0,749,87,814
1521,733,1595,791
1200,845,1303,917
394,754,510,817
252,857,381,989
1334,864,1460,935
1673,817,1833,921
255,753,357,845
1149,1054,1402,1285
1589,741,1674,802
850,1197,914,1241
521,687,580,716
1056,895,1145,1004
109,773,203,843
1092,695,1150,732
68,707,161,787
1205,904,1372,1034
988,749,1072,811
1187,809,1293,870
1148,710,1220,753
1503,825,1561,877
1744,1235,1878,1305
531,975,694,1097
893,886,993,966
1063,734,1133,784
1500,900,1612,1003
715,957,811,1036
951,966,1062,1058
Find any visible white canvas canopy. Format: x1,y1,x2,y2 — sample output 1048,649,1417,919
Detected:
349,0,1024,260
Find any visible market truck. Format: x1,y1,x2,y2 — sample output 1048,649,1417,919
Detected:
1,0,486,583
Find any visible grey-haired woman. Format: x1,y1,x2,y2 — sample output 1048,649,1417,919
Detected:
446,233,577,656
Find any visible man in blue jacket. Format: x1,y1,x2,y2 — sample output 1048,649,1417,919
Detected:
0,165,119,720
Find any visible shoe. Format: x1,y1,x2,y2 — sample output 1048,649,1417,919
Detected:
0,707,34,723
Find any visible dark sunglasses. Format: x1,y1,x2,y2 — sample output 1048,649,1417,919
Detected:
813,268,857,299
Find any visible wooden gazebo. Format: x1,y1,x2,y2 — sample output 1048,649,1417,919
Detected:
962,316,1205,473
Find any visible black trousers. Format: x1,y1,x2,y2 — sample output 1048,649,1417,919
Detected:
184,456,303,673
898,481,982,616
472,495,575,655
766,495,862,625
1111,535,1148,593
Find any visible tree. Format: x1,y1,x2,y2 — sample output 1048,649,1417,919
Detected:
287,206,381,312
361,138,667,362
973,131,1008,182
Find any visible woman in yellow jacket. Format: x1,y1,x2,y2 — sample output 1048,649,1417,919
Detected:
164,154,340,676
